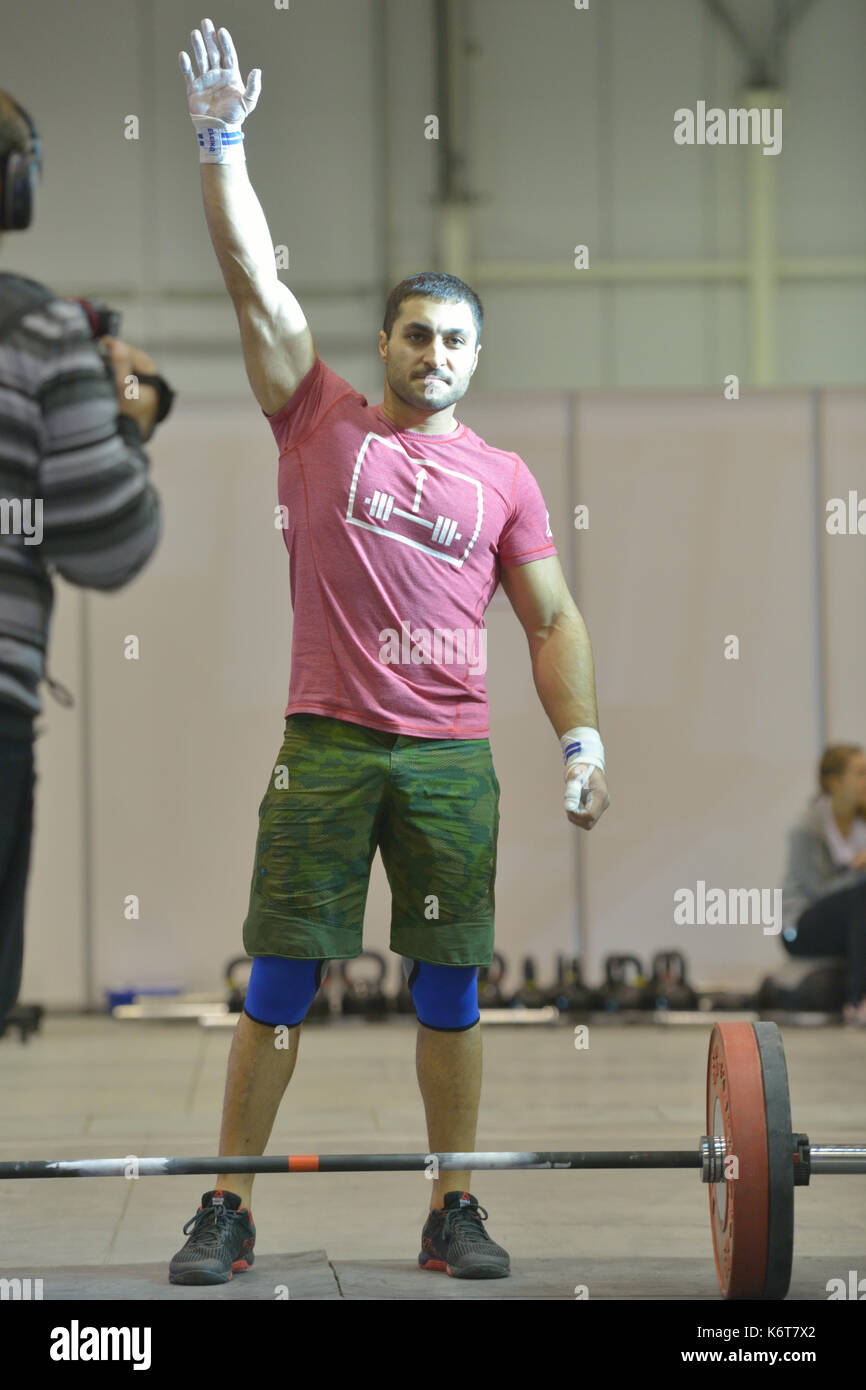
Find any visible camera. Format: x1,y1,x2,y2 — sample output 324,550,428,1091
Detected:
64,297,175,429
67,297,122,340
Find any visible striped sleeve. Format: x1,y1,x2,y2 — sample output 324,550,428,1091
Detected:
31,298,161,589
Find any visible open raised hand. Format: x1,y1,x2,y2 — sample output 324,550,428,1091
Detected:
179,16,261,125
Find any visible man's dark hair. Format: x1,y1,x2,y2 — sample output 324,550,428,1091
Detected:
382,272,483,347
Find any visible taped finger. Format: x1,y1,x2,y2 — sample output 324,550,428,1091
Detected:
564,767,592,813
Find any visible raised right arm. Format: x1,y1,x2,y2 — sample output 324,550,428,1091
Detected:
181,18,316,416
202,162,316,414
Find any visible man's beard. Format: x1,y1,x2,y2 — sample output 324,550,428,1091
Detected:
393,368,465,412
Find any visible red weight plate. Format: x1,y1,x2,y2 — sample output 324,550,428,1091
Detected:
706,1022,770,1298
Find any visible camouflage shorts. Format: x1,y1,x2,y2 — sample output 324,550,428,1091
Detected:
242,713,500,966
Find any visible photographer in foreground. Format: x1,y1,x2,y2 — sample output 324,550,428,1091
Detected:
0,90,172,1032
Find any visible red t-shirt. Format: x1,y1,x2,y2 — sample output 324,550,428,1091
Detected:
264,356,557,738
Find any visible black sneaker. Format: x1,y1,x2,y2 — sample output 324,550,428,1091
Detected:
418,1190,510,1279
169,1189,256,1285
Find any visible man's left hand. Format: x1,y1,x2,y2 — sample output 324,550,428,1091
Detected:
564,765,609,829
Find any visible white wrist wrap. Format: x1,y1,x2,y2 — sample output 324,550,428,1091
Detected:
560,726,605,774
561,727,604,814
191,115,246,164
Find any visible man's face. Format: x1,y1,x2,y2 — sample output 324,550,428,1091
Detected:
378,296,480,413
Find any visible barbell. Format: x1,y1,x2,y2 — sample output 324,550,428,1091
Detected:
1,1021,862,1300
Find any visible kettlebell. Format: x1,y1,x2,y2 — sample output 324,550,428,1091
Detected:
225,955,253,1013
600,953,647,1011
340,951,389,1018
478,952,508,1008
546,955,599,1013
641,950,698,1011
508,956,547,1008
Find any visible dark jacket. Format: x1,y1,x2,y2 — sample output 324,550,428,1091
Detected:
0,271,161,720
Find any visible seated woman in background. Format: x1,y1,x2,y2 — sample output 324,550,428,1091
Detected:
781,744,866,1026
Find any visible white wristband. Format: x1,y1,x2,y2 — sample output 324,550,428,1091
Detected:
561,726,604,814
560,726,605,774
191,115,246,164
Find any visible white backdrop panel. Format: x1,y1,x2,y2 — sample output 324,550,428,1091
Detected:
574,392,819,990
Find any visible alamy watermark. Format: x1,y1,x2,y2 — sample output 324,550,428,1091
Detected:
379,621,487,676
674,880,782,935
0,1276,43,1299
0,497,42,545
674,101,782,157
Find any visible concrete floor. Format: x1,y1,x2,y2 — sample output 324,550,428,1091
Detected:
1,1015,864,1300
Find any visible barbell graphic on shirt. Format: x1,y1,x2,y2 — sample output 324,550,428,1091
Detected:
346,437,482,566
365,469,462,549
365,490,462,548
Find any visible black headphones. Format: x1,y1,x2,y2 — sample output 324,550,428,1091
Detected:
0,95,41,231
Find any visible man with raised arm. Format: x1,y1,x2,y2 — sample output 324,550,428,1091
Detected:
169,16,609,1286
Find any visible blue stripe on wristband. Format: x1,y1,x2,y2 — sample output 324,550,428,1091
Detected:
197,132,244,147
196,133,245,165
